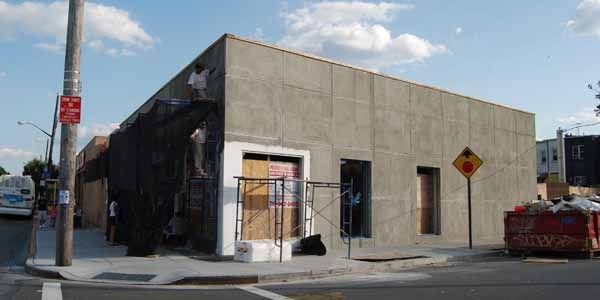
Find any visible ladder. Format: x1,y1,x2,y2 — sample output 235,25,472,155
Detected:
234,178,245,241
340,179,354,259
274,179,285,262
303,182,315,238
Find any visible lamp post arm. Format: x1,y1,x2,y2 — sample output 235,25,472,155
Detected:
24,122,52,138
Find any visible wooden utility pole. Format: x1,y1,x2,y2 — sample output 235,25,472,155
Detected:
56,0,84,266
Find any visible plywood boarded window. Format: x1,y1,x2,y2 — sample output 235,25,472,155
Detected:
241,153,301,240
416,167,440,235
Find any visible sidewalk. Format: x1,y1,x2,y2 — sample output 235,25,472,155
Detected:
26,228,503,285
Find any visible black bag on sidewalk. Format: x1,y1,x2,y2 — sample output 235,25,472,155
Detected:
300,234,327,256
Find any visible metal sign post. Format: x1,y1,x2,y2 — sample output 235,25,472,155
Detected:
452,147,483,250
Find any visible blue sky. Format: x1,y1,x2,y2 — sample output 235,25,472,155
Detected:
1,0,599,175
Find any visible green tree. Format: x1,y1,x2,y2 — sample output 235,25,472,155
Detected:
0,165,8,176
22,159,58,198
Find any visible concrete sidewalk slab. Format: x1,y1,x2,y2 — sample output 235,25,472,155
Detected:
26,229,502,285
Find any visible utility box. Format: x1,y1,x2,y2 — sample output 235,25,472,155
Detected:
504,211,600,257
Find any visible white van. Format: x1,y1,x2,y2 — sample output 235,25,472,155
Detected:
0,175,35,217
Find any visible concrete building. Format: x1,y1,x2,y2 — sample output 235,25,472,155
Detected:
536,135,600,186
118,34,537,257
536,139,559,180
564,134,600,187
75,136,108,229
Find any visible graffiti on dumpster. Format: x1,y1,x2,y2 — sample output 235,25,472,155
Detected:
508,216,537,233
511,234,580,249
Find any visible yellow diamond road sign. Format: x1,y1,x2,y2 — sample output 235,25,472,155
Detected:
453,147,483,179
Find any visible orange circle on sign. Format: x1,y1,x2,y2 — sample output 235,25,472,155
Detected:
462,161,474,173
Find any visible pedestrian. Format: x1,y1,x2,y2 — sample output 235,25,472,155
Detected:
49,205,57,228
108,199,119,246
38,196,48,228
74,206,82,228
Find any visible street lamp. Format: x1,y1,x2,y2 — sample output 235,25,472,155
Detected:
17,121,52,138
17,94,60,172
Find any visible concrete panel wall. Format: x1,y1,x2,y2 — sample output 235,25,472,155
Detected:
76,137,108,230
221,36,536,254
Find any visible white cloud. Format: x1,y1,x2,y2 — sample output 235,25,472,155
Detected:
105,48,136,57
87,39,104,50
0,147,37,159
566,0,600,38
0,1,155,56
557,107,600,124
0,71,6,78
78,122,119,140
34,42,63,53
455,27,463,35
252,27,266,41
278,1,446,70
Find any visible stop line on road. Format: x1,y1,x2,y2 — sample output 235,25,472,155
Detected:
41,282,62,300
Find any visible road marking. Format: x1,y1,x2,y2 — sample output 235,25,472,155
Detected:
239,286,292,300
42,282,62,300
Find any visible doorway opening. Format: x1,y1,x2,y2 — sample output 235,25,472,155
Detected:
340,159,371,238
416,166,440,235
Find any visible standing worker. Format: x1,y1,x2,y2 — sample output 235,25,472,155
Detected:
190,122,208,177
108,199,119,246
187,63,215,101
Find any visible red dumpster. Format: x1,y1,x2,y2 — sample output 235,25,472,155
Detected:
504,211,600,257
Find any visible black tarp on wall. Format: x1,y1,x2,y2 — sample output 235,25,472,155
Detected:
108,99,216,256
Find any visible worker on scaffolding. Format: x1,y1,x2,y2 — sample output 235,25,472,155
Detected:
187,63,215,101
190,121,208,177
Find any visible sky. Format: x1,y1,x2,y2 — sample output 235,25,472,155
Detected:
1,0,600,175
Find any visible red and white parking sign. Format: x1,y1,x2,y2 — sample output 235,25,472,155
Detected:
59,95,81,124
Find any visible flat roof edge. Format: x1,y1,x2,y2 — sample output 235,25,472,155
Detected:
120,34,229,127
225,33,534,116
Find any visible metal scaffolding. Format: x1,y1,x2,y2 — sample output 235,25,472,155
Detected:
233,176,354,262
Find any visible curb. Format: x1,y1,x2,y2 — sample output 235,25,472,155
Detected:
24,250,503,286
25,258,62,280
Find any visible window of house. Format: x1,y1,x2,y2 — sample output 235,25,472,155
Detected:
574,176,587,186
340,159,371,238
540,150,547,163
552,148,558,161
572,145,584,160
416,167,441,235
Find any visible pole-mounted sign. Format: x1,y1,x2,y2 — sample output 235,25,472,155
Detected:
59,95,81,124
452,147,483,249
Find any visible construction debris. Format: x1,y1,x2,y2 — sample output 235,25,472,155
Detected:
549,195,600,213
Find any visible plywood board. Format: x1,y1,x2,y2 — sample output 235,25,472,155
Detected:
241,158,300,240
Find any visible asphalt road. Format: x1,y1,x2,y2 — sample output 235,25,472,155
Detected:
259,256,600,300
2,216,600,300
2,256,600,300
0,215,31,268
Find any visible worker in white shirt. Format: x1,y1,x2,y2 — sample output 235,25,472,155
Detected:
187,63,214,100
190,122,208,176
108,200,119,246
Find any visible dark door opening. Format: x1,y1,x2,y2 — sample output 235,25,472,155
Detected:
340,159,371,238
416,166,440,235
